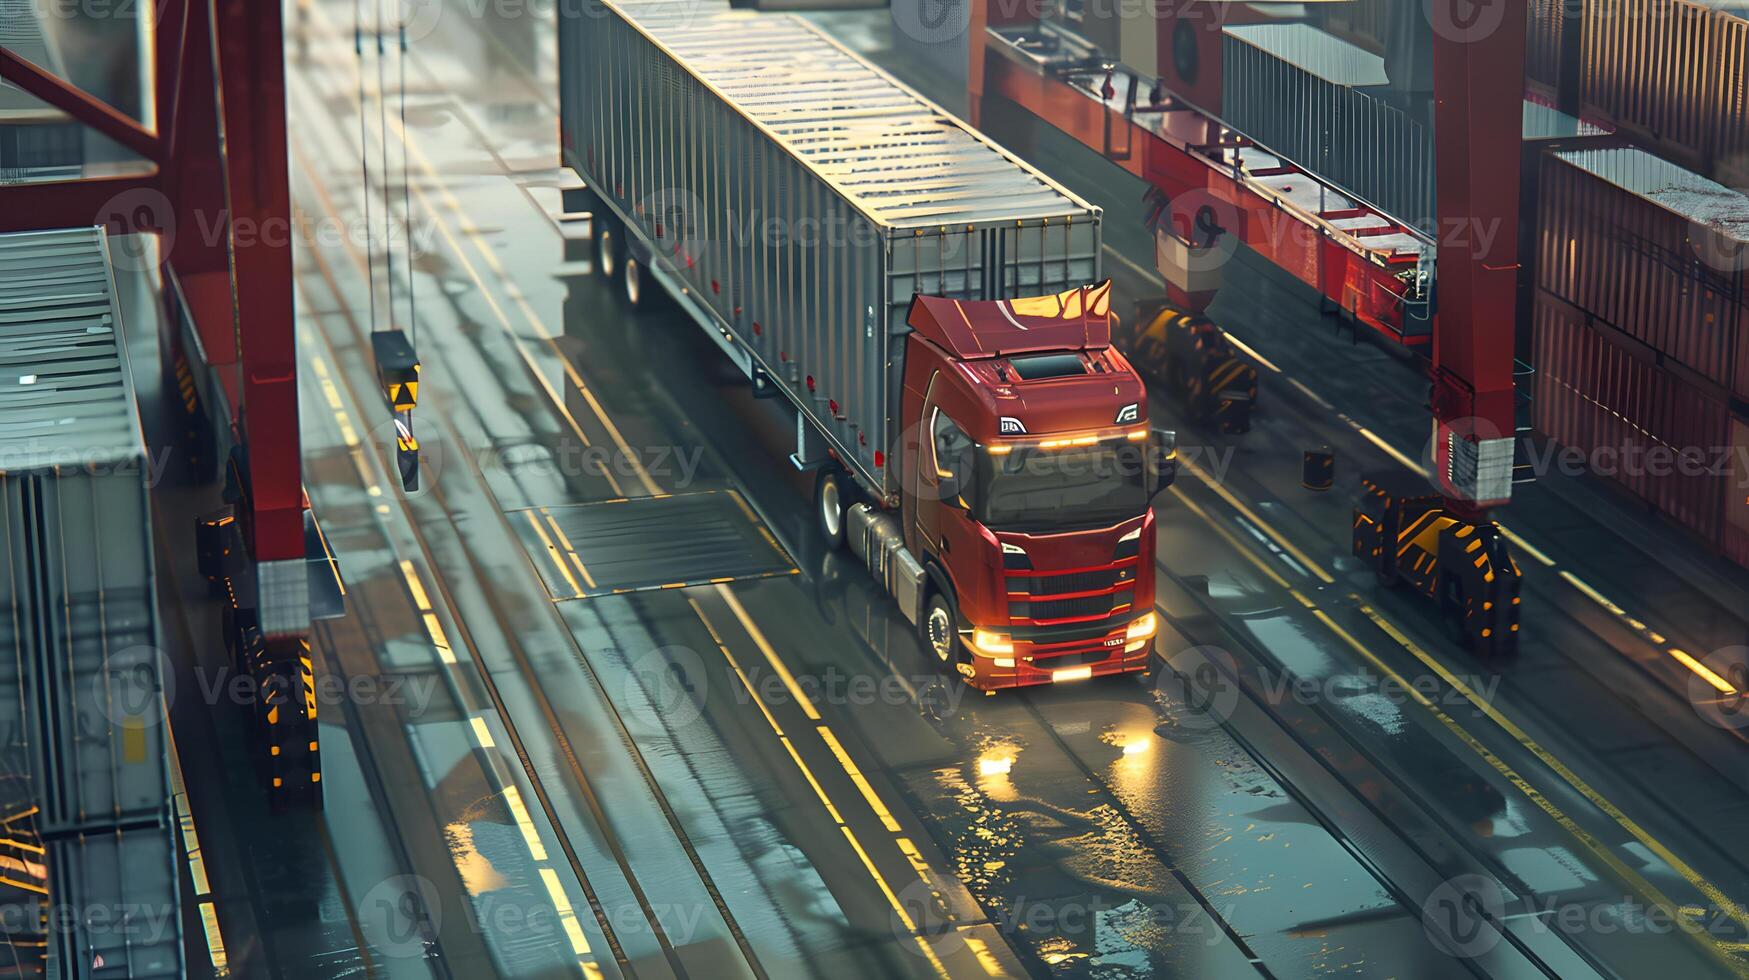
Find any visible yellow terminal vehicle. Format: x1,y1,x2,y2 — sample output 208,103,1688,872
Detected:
1353,470,1522,656
1122,301,1257,433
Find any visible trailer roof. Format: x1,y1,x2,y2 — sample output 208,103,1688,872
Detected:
0,227,144,472
612,4,1098,229
1555,147,1749,244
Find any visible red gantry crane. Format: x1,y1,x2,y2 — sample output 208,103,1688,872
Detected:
0,0,330,804
967,0,1528,653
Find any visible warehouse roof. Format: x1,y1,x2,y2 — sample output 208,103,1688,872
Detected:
1555,147,1749,244
613,4,1098,229
0,227,144,472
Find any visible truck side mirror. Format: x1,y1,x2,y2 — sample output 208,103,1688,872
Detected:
1147,428,1177,496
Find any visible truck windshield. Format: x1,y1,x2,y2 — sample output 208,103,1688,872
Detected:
977,442,1148,532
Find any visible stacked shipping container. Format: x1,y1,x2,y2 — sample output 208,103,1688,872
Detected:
1526,0,1749,184
1534,147,1749,566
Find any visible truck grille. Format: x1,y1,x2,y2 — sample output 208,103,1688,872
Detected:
1011,593,1128,622
1008,566,1132,596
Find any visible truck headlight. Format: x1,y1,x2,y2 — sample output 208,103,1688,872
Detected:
971,629,1014,656
1126,612,1157,643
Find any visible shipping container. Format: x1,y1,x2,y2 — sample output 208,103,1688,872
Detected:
1537,147,1749,398
0,227,182,977
1533,293,1747,566
1526,0,1569,89
1220,22,1435,226
0,6,83,181
560,0,1100,496
1579,0,1749,182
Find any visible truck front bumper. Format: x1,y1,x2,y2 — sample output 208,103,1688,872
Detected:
959,616,1155,690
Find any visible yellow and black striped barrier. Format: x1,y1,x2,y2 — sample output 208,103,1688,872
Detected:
1353,471,1522,657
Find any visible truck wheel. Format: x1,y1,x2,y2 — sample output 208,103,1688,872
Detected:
921,591,960,667
816,468,849,549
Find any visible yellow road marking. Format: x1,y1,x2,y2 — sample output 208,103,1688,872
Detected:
1356,601,1749,953
715,585,821,721
523,511,583,598
1178,455,1333,583
687,596,949,977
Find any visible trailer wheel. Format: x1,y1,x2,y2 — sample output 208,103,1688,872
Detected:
626,253,647,308
596,221,621,281
816,468,849,549
922,591,960,667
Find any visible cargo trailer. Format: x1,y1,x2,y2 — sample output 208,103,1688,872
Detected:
561,0,1174,688
0,227,182,978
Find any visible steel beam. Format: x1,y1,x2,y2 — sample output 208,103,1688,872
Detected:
1430,0,1528,513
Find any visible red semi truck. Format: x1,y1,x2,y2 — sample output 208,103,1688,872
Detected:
560,0,1173,688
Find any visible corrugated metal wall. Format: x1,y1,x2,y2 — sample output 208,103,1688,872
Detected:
1221,26,1434,225
1533,295,1737,551
1537,150,1747,398
1580,0,1749,182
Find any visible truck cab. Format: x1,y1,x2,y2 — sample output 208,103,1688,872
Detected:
895,281,1171,688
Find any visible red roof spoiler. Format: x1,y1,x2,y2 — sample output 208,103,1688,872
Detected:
906,280,1114,359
